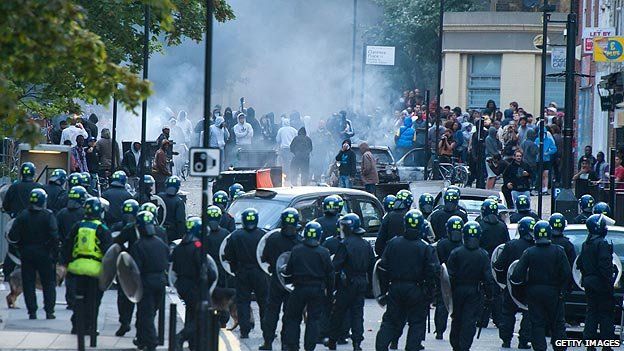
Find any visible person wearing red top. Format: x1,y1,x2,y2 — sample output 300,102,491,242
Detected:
615,153,624,190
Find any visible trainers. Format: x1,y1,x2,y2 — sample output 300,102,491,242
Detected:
46,313,56,320
337,338,348,345
115,324,131,337
435,333,443,340
518,342,531,349
502,341,511,348
28,314,36,320
258,342,273,350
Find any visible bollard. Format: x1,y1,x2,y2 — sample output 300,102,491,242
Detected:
158,293,166,345
90,284,97,347
196,301,210,351
207,308,220,351
76,295,85,351
168,304,177,351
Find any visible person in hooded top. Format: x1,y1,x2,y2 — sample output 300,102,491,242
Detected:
359,142,379,194
176,110,193,145
276,118,298,173
394,116,416,159
290,127,313,186
83,113,99,139
245,107,262,142
121,142,142,177
485,126,503,189
335,139,357,189
95,128,120,177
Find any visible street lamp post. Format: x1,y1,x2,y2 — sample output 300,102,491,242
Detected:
433,0,445,180
138,4,149,198
537,0,549,217
351,0,358,112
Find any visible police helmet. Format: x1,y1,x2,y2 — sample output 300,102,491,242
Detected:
165,176,181,195
339,213,366,236
21,162,36,181
280,208,300,228
122,199,140,223
586,214,609,238
446,215,464,242
143,174,155,185
447,185,462,198
49,169,67,186
404,209,425,236
136,210,156,237
232,189,245,200
206,205,223,231
481,198,499,217
80,172,92,188
68,172,82,187
533,220,552,245
418,193,435,214
228,183,244,198
110,170,127,187
382,195,396,213
517,217,536,241
548,213,566,237
67,186,88,208
84,197,104,219
323,195,344,215
213,190,230,211
515,195,530,212
29,188,47,209
139,202,158,216
443,188,460,211
186,216,202,239
592,202,612,217
302,221,323,247
462,221,482,249
579,194,595,214
241,208,259,231
394,189,414,210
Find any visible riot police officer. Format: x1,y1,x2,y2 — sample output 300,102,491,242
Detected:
382,194,396,214
574,194,594,224
509,195,539,224
592,202,612,217
172,216,215,351
433,216,464,340
223,208,268,339
493,217,535,349
139,202,169,244
375,189,414,256
43,168,68,214
67,172,82,190
158,176,186,242
326,214,375,351
80,172,99,197
56,186,87,310
549,213,576,268
203,205,230,283
66,197,111,335
418,193,435,219
577,214,616,348
375,210,439,351
8,188,59,319
130,211,169,351
229,183,244,199
259,208,302,350
428,188,468,242
102,170,133,226
446,221,496,351
316,195,344,243
136,175,156,205
510,220,570,351
213,190,236,232
111,199,140,336
282,221,334,351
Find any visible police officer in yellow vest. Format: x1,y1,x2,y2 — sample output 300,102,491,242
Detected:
65,197,111,335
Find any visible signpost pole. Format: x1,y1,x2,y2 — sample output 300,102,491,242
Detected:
360,45,366,113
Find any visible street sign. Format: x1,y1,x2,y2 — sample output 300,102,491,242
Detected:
365,46,395,66
583,27,615,54
551,47,566,70
593,36,624,62
189,148,221,177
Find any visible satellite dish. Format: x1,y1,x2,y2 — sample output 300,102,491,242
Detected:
523,0,539,9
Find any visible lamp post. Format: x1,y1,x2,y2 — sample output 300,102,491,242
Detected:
138,4,149,195
433,0,445,180
351,0,358,112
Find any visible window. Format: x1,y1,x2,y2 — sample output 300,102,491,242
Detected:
467,55,501,110
294,199,319,224
357,200,382,231
545,58,565,108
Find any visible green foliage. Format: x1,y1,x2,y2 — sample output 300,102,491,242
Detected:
0,0,234,145
367,0,486,92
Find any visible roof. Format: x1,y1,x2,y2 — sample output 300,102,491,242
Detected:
565,224,624,233
455,188,502,198
249,186,377,200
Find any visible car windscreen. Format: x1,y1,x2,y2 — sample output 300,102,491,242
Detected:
354,149,393,165
459,199,484,213
565,229,624,258
227,198,290,230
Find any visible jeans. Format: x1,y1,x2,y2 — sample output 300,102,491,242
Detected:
339,175,352,188
511,190,531,208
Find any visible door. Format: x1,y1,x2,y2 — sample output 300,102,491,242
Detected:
397,148,425,182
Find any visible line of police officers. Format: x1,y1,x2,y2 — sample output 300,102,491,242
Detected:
2,161,620,351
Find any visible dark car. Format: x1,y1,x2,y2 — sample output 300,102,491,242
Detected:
563,224,624,331
433,187,509,222
329,145,400,188
227,186,384,246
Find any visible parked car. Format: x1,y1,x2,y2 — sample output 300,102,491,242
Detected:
328,145,399,188
227,186,384,246
433,187,510,222
396,147,428,182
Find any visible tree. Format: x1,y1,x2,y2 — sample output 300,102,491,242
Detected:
367,0,486,92
0,0,234,145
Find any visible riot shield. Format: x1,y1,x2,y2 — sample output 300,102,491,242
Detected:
150,194,167,226
256,229,279,276
506,259,528,310
573,253,623,290
491,243,506,288
276,251,293,292
116,252,143,303
372,259,387,307
440,263,453,314
219,233,234,276
206,254,219,295
99,243,122,291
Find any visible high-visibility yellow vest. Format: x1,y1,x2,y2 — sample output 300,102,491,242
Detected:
67,220,104,277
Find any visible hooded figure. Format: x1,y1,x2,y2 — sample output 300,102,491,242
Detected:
485,127,502,158
96,128,120,173
83,113,99,138
395,116,416,150
176,110,193,145
289,127,313,185
209,116,230,150
359,142,379,193
335,139,357,188
245,107,262,142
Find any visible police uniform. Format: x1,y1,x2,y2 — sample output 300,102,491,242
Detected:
223,209,268,338
375,210,438,351
326,214,375,351
577,214,616,347
66,198,112,334
375,190,414,257
158,191,186,242
43,182,68,214
428,189,468,242
102,186,133,226
446,222,496,351
57,204,85,310
259,209,302,350
573,195,595,224
282,222,334,351
213,190,236,233
8,190,59,319
130,212,169,351
493,217,535,349
316,214,340,243
509,210,540,224
510,221,570,351
549,214,576,269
